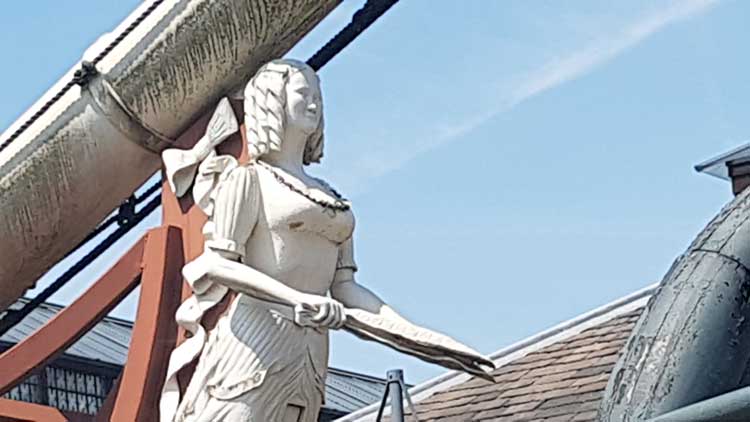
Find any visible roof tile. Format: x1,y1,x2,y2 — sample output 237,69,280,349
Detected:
399,309,642,421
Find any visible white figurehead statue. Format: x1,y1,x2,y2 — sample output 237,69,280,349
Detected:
160,59,493,422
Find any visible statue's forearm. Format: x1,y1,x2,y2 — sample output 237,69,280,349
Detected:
184,251,310,306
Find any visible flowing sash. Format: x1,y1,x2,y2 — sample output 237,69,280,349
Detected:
159,98,240,422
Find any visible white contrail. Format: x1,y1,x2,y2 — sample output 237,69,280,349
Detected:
509,0,719,108
341,0,720,194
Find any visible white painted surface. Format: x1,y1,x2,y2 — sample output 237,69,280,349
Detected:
161,61,354,422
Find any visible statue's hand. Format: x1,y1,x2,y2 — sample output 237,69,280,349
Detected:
294,294,347,330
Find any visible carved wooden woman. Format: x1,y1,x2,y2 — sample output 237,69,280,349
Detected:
159,59,491,422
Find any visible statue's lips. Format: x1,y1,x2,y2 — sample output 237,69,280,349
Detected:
304,111,320,124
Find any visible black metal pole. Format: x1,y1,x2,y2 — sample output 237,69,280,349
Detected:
388,369,405,422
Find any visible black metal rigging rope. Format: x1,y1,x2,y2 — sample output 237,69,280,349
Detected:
307,0,400,71
63,179,162,260
0,194,161,337
0,0,400,334
0,180,163,337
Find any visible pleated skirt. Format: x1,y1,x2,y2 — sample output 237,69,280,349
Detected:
174,295,328,422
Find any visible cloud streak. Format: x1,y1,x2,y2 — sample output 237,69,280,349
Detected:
508,0,719,108
343,0,720,194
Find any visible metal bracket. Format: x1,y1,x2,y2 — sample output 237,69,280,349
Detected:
376,369,420,422
117,196,137,227
73,61,98,87
83,74,175,153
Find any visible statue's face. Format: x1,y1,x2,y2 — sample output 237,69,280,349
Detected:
285,69,322,135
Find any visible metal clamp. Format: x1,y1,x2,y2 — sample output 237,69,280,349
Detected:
83,73,175,153
73,61,98,87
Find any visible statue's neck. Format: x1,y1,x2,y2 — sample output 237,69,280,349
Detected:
261,128,307,178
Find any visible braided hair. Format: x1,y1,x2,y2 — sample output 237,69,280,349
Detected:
243,59,325,165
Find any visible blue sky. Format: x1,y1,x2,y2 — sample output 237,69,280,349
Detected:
1,0,747,384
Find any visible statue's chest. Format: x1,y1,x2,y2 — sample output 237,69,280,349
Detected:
256,171,354,245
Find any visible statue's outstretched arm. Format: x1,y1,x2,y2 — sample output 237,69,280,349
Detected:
327,237,495,380
327,236,407,323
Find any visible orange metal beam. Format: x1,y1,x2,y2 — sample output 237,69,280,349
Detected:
110,226,184,422
0,398,67,422
93,375,119,422
0,237,146,396
0,103,243,421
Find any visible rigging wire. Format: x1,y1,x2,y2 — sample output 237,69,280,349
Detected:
307,0,400,71
64,180,161,260
0,0,400,333
0,180,163,337
0,195,161,337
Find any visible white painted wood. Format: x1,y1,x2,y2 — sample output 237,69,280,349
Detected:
161,60,492,422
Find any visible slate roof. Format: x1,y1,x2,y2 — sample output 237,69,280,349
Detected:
0,299,387,415
326,369,394,415
406,310,639,421
0,299,132,367
340,284,656,422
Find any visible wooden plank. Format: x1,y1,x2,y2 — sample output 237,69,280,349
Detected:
0,238,145,395
109,226,184,422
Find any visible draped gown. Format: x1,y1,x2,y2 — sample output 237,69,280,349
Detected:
173,159,356,422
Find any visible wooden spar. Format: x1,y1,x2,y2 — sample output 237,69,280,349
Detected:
0,0,342,312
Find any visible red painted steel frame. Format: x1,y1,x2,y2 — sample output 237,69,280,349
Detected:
110,226,184,421
0,104,245,422
0,398,67,422
0,238,145,396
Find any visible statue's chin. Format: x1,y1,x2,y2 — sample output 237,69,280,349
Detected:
298,124,318,136
289,115,320,135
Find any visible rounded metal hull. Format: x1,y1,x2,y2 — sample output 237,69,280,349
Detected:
600,188,750,420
